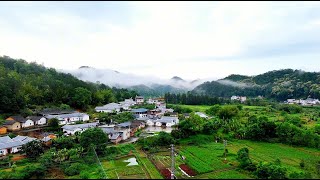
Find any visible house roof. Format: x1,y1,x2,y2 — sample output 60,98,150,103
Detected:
135,96,144,99
62,122,98,131
95,103,121,110
0,136,13,143
12,135,37,143
39,108,77,115
135,117,150,121
3,120,19,125
156,116,178,123
7,116,27,123
131,108,148,113
55,113,89,119
117,121,131,127
42,137,51,142
0,136,36,150
0,141,23,149
27,116,45,122
110,133,121,140
101,127,116,134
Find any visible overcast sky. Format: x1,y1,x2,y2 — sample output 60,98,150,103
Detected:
1,1,320,80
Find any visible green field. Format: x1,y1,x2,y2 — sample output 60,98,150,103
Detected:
175,135,320,179
169,104,212,112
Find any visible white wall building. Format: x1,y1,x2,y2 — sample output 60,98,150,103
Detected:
62,122,98,135
155,116,179,127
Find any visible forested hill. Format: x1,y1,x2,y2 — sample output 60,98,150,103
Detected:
192,69,320,101
0,56,138,114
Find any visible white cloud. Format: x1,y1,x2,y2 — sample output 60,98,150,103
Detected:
0,1,320,81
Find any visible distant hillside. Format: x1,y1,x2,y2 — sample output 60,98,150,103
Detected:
192,69,320,101
0,56,137,114
128,83,187,97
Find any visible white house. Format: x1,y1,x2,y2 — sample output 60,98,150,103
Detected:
155,116,179,127
195,112,209,119
95,103,121,113
131,108,149,118
49,113,90,125
231,96,247,102
0,135,37,156
135,96,144,105
6,116,35,128
62,122,98,135
148,98,159,104
27,116,47,125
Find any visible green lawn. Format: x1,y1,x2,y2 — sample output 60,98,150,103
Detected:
176,135,320,179
169,104,212,112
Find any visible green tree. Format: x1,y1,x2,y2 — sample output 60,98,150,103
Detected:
48,118,59,131
79,128,108,154
255,162,287,179
21,140,44,159
71,87,92,109
237,147,255,171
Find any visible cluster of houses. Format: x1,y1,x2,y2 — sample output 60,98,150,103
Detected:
0,110,90,134
0,133,56,156
59,96,179,144
231,95,247,102
285,98,320,106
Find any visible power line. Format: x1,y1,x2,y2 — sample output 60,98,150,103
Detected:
92,146,108,179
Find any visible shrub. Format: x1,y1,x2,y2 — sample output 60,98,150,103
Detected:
64,163,85,176
80,171,90,179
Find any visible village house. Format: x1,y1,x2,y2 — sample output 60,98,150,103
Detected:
231,96,247,102
26,116,47,126
48,113,90,125
135,96,144,105
148,109,162,118
61,122,98,135
95,103,121,113
183,113,190,119
167,112,178,117
99,124,122,144
119,98,136,109
110,133,122,144
155,116,179,127
131,108,148,118
285,98,320,106
0,126,7,135
195,112,209,119
39,109,78,118
0,135,37,156
3,120,21,131
135,117,155,126
116,122,133,137
147,98,159,104
6,116,34,128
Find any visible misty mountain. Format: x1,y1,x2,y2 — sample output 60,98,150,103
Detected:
63,67,206,96
192,69,320,101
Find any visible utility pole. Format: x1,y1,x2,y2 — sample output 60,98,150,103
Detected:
223,140,227,161
171,144,175,179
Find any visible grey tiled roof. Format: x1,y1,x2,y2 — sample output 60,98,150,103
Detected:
131,108,148,113
3,120,18,125
27,116,45,122
117,121,131,127
8,116,27,123
61,122,98,131
0,136,13,143
110,133,120,140
156,116,178,123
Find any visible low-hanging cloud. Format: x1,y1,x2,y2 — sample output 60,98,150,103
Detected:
217,79,253,88
60,67,210,90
